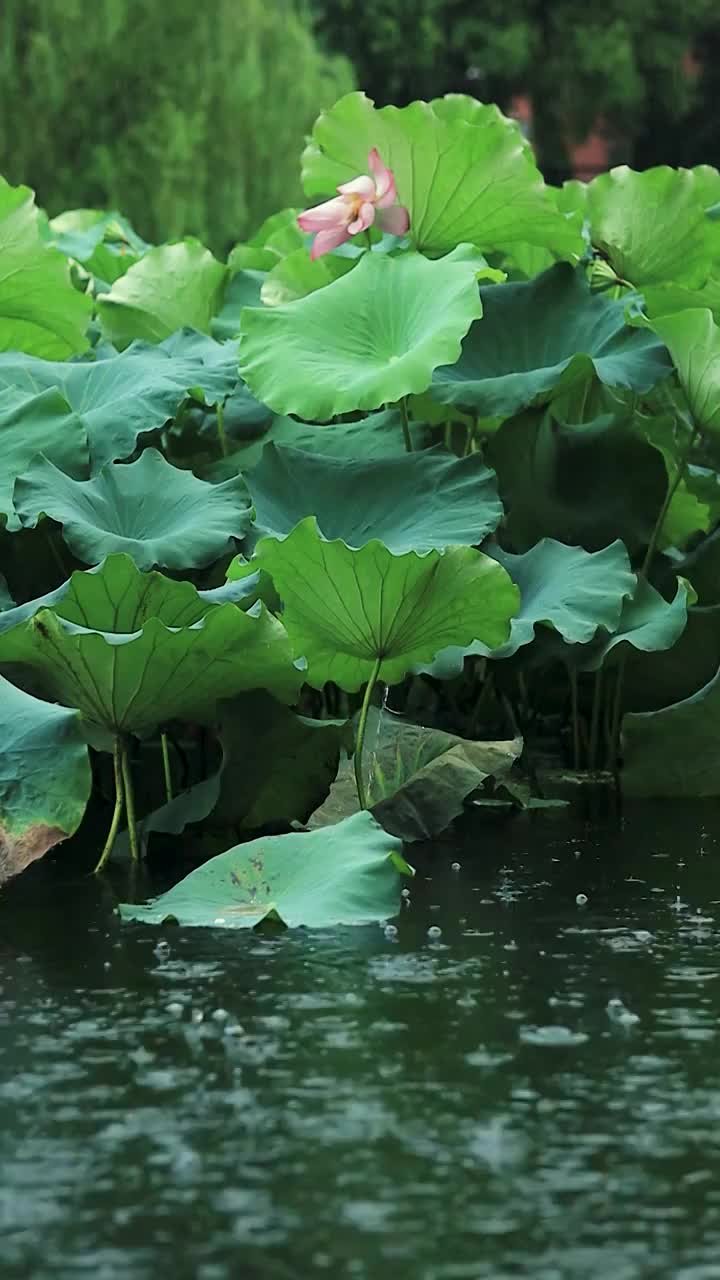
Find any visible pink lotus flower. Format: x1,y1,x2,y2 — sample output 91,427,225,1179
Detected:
297,148,410,260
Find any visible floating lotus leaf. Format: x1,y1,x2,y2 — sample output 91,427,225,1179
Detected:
302,93,582,259
582,166,720,288
14,449,253,570
253,517,519,691
246,444,502,552
0,674,91,884
0,178,92,358
118,811,411,930
0,386,89,530
0,330,238,469
239,247,484,419
97,239,228,347
429,264,672,417
0,555,300,735
417,539,636,679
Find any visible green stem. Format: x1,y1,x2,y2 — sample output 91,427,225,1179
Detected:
120,739,140,862
354,656,383,810
399,396,413,453
609,421,701,768
93,739,125,874
160,731,173,803
216,399,228,458
568,666,581,771
364,229,373,252
588,667,604,772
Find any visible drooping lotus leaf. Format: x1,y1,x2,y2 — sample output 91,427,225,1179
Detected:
311,708,522,841
0,554,300,734
574,578,694,671
48,209,150,284
0,674,91,884
97,239,228,348
14,449,253,570
0,386,89,530
417,539,636,679
646,309,720,438
0,178,92,358
488,408,668,553
0,331,238,469
582,166,720,288
239,247,484,419
245,443,502,552
118,810,411,929
123,691,353,848
302,92,582,260
622,660,720,798
253,517,519,691
428,264,672,417
260,248,355,306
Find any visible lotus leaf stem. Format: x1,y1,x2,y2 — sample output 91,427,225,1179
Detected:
354,656,383,810
216,398,229,457
120,739,140,862
588,667,604,772
399,396,413,453
160,731,173,803
93,738,125,874
568,666,581,770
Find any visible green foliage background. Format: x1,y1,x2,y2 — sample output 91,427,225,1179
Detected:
312,0,718,178
0,0,353,250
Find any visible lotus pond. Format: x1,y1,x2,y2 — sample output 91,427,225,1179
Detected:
3,804,720,1279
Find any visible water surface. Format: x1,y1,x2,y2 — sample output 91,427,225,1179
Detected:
2,803,720,1279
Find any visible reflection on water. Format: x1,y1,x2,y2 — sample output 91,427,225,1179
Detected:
2,802,720,1279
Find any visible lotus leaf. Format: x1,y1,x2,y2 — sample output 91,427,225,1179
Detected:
97,239,228,347
246,444,502,552
0,386,89,530
14,449,253,570
118,811,411,929
239,247,484,419
0,674,91,884
253,517,519,691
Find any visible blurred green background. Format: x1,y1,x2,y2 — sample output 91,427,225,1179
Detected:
1,0,719,250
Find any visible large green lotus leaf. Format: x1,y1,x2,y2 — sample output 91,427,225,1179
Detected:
246,443,502,552
124,692,352,850
0,331,238,469
488,408,668,553
48,209,150,284
0,179,92,358
636,276,720,325
646,309,720,438
583,166,720,288
260,248,355,306
311,708,522,841
253,517,519,691
574,578,693,672
0,386,89,530
97,240,228,348
417,539,635,679
621,604,720,713
0,555,300,733
302,93,582,260
239,247,483,419
118,810,410,929
0,674,92,884
622,660,720,797
429,264,672,417
14,449,253,570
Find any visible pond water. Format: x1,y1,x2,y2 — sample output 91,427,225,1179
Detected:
2,803,720,1280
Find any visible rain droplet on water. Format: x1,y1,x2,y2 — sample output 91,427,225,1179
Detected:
427,925,443,940
576,893,588,907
